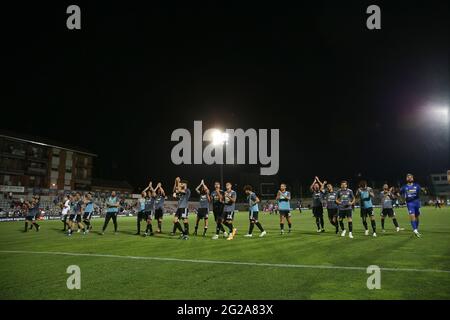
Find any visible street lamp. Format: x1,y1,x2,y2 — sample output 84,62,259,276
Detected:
211,130,229,187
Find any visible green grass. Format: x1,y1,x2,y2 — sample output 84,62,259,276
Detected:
1,207,450,300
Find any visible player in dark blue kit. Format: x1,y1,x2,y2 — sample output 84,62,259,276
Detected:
323,183,339,234
153,183,166,233
171,177,191,240
400,174,427,237
336,180,355,239
310,177,325,233
24,196,40,232
194,180,210,237
211,182,226,240
143,184,156,237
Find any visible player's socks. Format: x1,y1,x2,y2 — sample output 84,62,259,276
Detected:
216,224,221,235
371,220,376,233
362,219,368,230
203,226,207,236
24,222,28,232
137,220,141,234
339,220,345,231
248,223,255,235
113,221,118,233
184,223,189,235
227,223,234,233
146,223,153,234
315,217,320,230
335,222,339,233
255,221,264,232
410,220,417,230
348,221,353,232
172,223,177,234
157,221,162,232
280,223,284,230
393,218,399,228
381,219,385,229
416,219,419,229
320,217,324,229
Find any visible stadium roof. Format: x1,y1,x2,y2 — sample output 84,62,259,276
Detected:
0,129,97,157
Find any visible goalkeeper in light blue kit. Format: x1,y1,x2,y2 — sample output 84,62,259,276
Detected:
243,185,267,238
400,174,426,238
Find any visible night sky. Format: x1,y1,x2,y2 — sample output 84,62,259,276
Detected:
3,1,449,192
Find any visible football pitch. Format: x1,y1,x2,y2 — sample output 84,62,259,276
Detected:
1,207,450,300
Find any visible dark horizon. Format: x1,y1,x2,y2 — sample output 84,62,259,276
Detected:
3,1,449,192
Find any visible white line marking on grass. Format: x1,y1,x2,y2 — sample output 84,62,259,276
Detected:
1,250,449,274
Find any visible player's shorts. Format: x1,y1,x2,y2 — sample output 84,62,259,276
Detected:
75,214,82,223
175,208,188,219
224,211,234,221
327,208,338,219
213,205,224,221
154,208,163,220
144,211,154,220
279,210,291,217
61,213,68,221
249,210,259,221
83,211,93,220
25,215,34,221
406,202,421,216
197,208,209,219
312,206,324,217
360,207,374,218
381,208,395,217
338,209,352,219
68,214,76,221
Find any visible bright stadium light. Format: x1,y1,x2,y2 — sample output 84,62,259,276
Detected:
212,130,229,146
426,105,449,125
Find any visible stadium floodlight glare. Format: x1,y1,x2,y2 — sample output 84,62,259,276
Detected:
427,105,449,125
212,130,229,146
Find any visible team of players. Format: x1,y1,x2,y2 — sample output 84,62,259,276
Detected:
24,174,426,239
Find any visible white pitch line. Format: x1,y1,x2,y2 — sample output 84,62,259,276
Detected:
1,250,450,274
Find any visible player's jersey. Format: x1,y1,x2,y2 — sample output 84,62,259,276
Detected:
138,198,146,212
380,191,394,209
400,183,421,203
62,200,70,215
311,190,324,208
144,197,155,212
324,191,338,209
84,201,94,213
337,188,354,210
74,200,83,214
248,192,259,213
106,196,119,213
28,202,39,217
199,193,209,209
154,195,164,210
357,187,373,208
224,190,236,212
176,188,191,209
278,191,291,211
211,190,224,208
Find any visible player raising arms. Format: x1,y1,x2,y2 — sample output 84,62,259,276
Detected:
136,182,152,235
82,193,94,234
171,177,191,240
323,183,339,234
153,183,165,233
336,180,355,239
223,182,238,240
143,183,156,237
194,179,210,236
243,185,266,238
380,184,401,233
400,173,426,237
276,183,292,234
25,195,40,232
356,180,377,237
310,177,325,233
101,191,120,235
211,182,227,240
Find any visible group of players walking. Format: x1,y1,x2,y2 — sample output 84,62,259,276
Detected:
24,173,426,240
